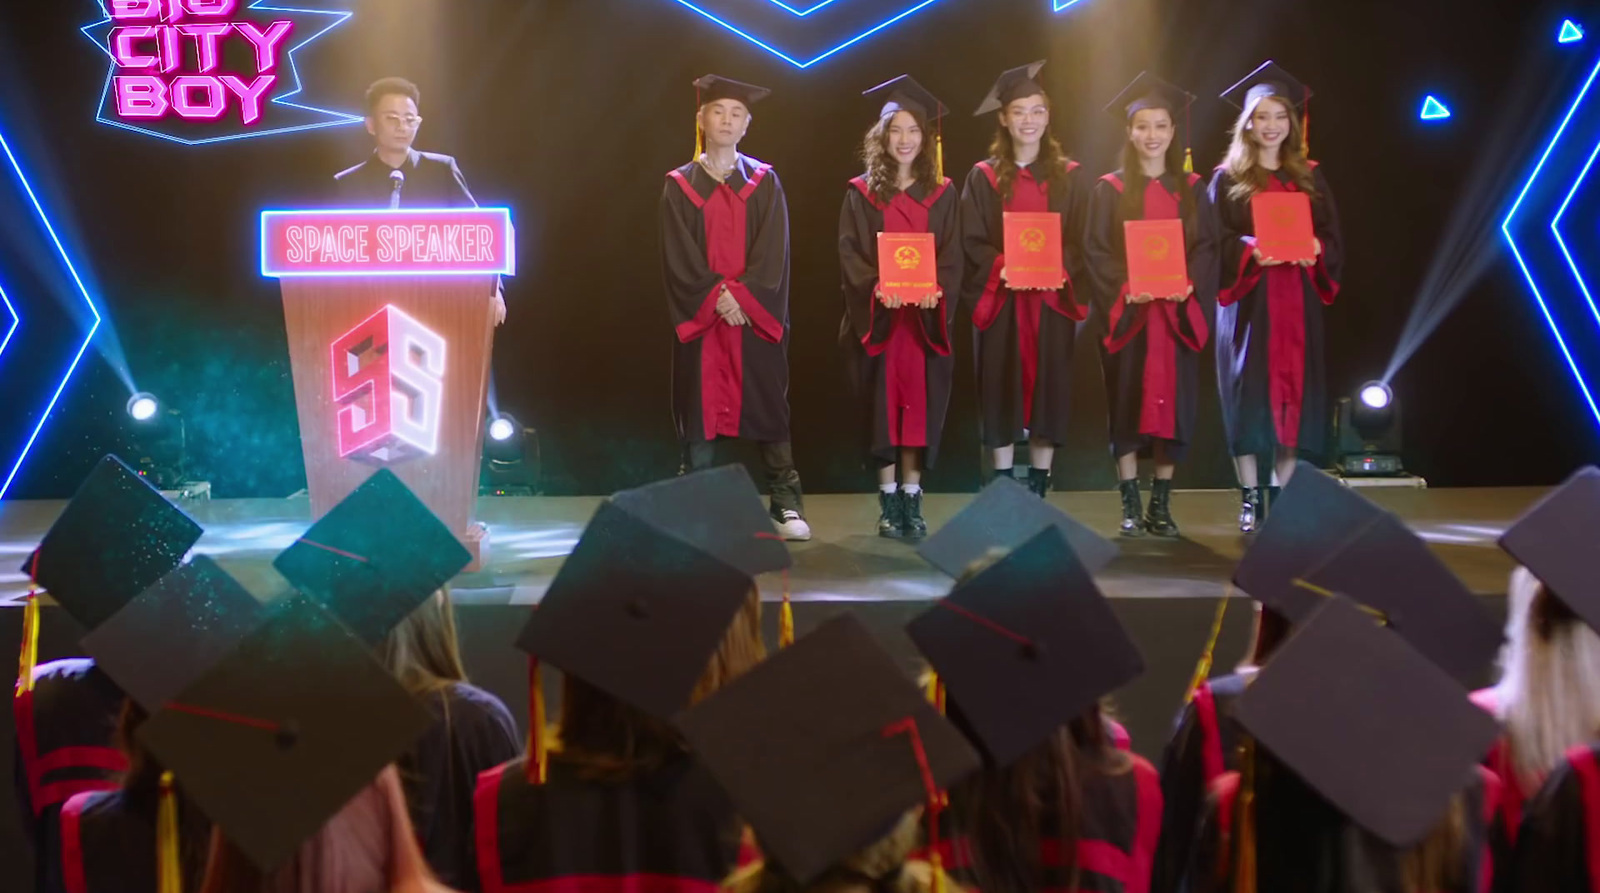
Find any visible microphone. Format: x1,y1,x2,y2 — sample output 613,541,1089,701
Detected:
389,169,405,209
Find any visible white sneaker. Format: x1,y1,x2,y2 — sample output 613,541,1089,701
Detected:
774,510,812,542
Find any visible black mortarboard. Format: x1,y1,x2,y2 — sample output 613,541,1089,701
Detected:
693,74,771,108
1221,60,1312,110
907,527,1143,767
973,60,1047,116
515,500,752,719
1233,462,1381,620
21,455,203,632
678,613,981,883
1104,71,1195,122
81,556,268,713
1233,595,1500,847
607,465,791,578
272,470,470,646
917,476,1117,578
137,594,432,871
863,74,948,123
1499,466,1600,634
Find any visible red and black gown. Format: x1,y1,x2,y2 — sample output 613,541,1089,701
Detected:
1208,164,1342,459
1085,171,1219,462
1467,687,1536,881
12,659,126,893
1151,672,1252,893
838,176,963,468
474,753,747,893
47,785,211,893
960,158,1091,449
661,156,793,448
1504,741,1600,893
1184,754,1501,893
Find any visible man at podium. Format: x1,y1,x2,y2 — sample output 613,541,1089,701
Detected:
335,76,506,326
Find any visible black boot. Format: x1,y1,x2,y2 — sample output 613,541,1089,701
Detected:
1265,485,1282,520
1118,480,1146,538
1239,486,1265,534
1147,479,1179,537
901,489,928,540
1027,467,1051,499
877,490,904,539
994,466,1017,481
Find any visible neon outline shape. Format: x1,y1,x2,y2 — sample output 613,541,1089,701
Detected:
1561,19,1585,44
0,283,17,362
659,0,945,68
260,207,516,278
1419,95,1451,120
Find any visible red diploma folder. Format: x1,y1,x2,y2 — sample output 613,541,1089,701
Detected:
1251,192,1316,264
1002,211,1064,290
877,232,938,303
1124,219,1189,299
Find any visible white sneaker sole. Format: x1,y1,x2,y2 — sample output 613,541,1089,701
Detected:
775,519,812,542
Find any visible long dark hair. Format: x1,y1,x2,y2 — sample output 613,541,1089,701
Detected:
862,108,939,206
1116,106,1194,224
948,708,1124,893
988,95,1070,204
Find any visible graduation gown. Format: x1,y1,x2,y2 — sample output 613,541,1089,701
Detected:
473,753,746,893
838,176,962,468
334,148,480,207
1208,164,1343,458
1503,742,1600,893
405,681,521,892
961,158,1091,449
661,156,793,446
937,752,1163,893
1086,171,1219,463
1185,757,1500,893
48,787,211,893
1151,672,1252,893
1468,687,1533,875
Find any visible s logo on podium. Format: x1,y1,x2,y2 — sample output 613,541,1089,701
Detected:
331,304,445,465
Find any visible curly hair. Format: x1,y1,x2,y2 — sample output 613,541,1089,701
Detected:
861,108,939,206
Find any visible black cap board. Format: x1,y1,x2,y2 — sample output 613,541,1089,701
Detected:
1104,71,1195,122
1498,466,1600,634
974,60,1047,116
917,476,1117,579
607,465,791,578
1221,60,1312,111
694,74,771,108
863,74,948,123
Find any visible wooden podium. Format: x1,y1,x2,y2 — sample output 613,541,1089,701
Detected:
261,208,515,568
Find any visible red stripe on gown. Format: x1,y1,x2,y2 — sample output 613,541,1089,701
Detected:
1568,745,1600,893
1008,171,1051,429
1262,176,1309,450
867,189,941,448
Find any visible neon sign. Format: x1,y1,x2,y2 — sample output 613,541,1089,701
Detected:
82,0,359,145
261,208,516,277
332,304,446,465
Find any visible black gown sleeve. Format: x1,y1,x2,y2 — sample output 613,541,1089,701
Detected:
1189,177,1222,310
1153,701,1211,893
931,185,963,341
1060,164,1092,304
659,177,723,336
739,170,792,339
1308,164,1343,301
1085,176,1127,315
1207,168,1256,306
959,166,1004,312
447,157,479,208
1503,760,1592,893
838,187,881,345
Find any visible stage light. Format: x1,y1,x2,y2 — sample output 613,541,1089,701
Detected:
1420,95,1452,121
127,392,159,422
1336,381,1404,477
481,413,540,496
1561,19,1585,44
489,416,515,442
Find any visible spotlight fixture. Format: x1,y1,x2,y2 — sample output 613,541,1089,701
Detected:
1335,380,1404,476
127,392,159,422
481,413,540,496
122,392,200,495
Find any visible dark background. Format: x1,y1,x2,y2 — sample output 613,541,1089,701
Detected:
0,0,1596,500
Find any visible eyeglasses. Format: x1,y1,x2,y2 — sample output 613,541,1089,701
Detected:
380,113,423,128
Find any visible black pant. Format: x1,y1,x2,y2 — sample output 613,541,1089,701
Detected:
682,439,804,516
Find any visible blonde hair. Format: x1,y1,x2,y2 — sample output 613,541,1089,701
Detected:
379,588,468,696
1221,95,1317,204
724,808,933,893
1490,566,1600,791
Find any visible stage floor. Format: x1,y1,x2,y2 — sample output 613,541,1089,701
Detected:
0,485,1544,607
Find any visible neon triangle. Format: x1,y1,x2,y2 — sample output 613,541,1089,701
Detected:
1561,19,1585,43
1420,95,1452,121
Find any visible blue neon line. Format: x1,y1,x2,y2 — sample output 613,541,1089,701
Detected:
802,0,941,68
1503,58,1600,233
0,283,17,362
663,0,804,66
1053,0,1088,9
1548,137,1600,332
762,0,840,16
663,0,944,68
1504,234,1600,425
0,127,102,501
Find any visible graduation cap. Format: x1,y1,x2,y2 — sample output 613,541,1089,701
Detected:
1104,71,1194,122
272,469,470,646
917,476,1118,579
1498,466,1600,634
863,74,948,124
136,593,433,871
1220,60,1312,110
1233,595,1500,847
906,527,1143,767
693,74,771,109
21,455,203,632
973,60,1047,116
81,556,269,714
608,465,791,579
1236,463,1501,685
515,499,753,719
678,613,981,883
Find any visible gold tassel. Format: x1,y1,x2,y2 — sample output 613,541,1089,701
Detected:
15,593,39,696
1183,146,1194,174
778,592,794,649
157,771,181,893
1232,738,1257,893
935,132,944,183
693,123,704,164
924,671,945,714
525,657,547,784
930,849,946,893
1183,587,1230,704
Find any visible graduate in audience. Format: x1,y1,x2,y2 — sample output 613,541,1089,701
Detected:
1208,62,1343,532
1085,73,1219,538
476,468,789,893
1500,737,1600,892
838,75,962,540
909,528,1158,893
1475,467,1600,867
960,61,1091,498
678,613,980,893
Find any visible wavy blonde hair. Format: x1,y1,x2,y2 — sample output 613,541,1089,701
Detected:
1221,95,1317,204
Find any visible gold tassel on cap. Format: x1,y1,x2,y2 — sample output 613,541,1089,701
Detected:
525,657,547,784
16,593,39,696
1184,588,1230,704
157,771,181,893
778,593,794,649
935,128,944,183
1184,147,1194,174
1232,737,1258,893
